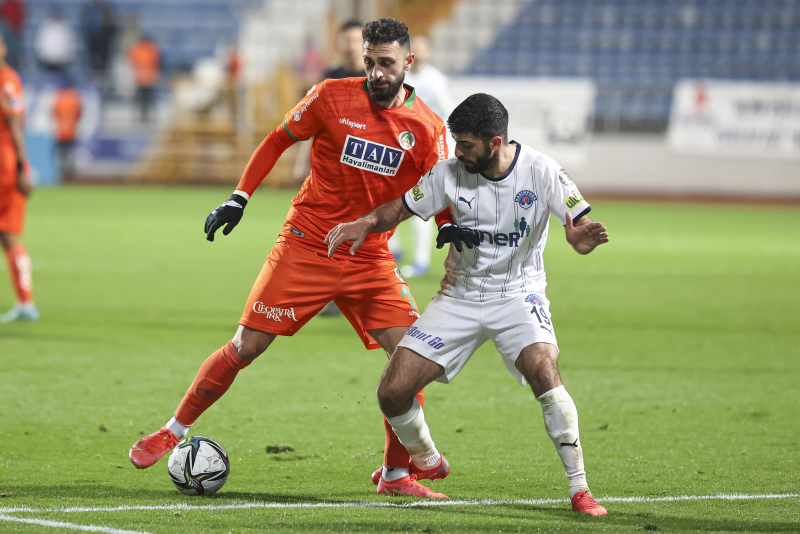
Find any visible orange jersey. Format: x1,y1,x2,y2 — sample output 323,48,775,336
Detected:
53,87,83,142
277,77,448,261
0,65,23,186
128,41,160,86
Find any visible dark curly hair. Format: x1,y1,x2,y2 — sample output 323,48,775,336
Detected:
362,18,410,52
448,93,509,143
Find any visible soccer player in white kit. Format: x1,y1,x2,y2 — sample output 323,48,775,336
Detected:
325,93,609,515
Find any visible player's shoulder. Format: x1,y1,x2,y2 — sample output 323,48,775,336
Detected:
0,66,22,87
515,142,561,174
320,76,366,94
408,89,445,127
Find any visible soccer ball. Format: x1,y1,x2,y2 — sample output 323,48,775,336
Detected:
166,436,230,496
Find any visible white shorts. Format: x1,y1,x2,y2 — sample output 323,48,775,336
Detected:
397,292,558,386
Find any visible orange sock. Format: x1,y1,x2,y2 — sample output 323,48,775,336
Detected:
4,244,33,303
383,389,425,468
174,341,251,426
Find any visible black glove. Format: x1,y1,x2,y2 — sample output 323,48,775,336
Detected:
205,193,248,242
436,223,481,252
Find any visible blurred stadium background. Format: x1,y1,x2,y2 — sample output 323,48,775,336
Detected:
10,0,800,200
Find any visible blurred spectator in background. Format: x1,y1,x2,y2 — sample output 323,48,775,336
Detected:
82,0,116,94
388,34,452,278
323,19,364,80
0,0,24,69
298,36,325,91
111,13,141,100
0,32,37,322
34,9,75,80
127,35,159,122
52,81,82,181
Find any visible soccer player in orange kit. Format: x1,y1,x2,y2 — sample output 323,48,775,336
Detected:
130,19,460,498
0,33,37,323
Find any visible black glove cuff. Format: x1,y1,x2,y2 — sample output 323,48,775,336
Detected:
229,193,248,208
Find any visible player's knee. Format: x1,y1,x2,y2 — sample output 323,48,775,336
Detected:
231,326,274,361
376,379,408,417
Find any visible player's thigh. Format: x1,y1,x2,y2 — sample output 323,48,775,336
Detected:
240,242,341,336
396,294,488,384
337,261,420,350
0,186,26,235
488,292,559,387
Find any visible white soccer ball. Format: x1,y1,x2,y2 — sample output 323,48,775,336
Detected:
167,436,230,496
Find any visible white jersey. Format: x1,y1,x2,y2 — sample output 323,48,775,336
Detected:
402,142,591,303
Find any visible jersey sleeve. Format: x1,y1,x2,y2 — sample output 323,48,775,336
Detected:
0,77,24,117
421,121,449,173
282,80,329,141
401,163,447,221
542,159,591,226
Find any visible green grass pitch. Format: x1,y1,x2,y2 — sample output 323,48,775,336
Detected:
0,185,798,532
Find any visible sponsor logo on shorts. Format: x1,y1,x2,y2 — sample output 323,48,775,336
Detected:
293,91,319,122
515,190,537,209
398,130,416,150
558,168,574,187
290,227,305,238
340,117,366,129
411,185,425,202
565,193,585,209
253,302,297,322
405,326,445,349
340,135,404,176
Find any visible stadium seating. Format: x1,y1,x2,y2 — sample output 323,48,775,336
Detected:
22,0,259,78
443,0,800,132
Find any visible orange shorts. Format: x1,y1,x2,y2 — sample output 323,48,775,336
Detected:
0,185,26,234
240,240,421,349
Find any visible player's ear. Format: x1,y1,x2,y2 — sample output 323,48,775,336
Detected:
404,51,414,72
490,136,503,153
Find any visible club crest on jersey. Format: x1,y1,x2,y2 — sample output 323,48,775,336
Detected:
515,190,537,209
398,130,416,150
525,294,544,307
340,135,404,176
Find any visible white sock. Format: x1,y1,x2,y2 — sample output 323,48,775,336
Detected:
165,417,190,439
537,385,589,498
381,467,410,482
386,398,441,471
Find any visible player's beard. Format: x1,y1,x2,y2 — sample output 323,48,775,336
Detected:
367,75,405,105
460,143,494,174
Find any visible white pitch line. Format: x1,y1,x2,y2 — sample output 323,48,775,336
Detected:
0,513,151,534
0,493,796,514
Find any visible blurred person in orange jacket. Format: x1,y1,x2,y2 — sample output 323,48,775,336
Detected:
52,82,82,180
127,35,159,122
0,32,36,322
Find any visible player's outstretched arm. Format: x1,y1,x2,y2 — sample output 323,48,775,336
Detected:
565,212,609,255
205,193,248,242
325,197,413,257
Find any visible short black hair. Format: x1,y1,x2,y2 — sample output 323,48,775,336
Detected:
340,19,363,33
447,93,509,143
362,18,410,52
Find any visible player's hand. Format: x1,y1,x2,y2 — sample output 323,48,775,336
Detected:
324,219,370,257
565,212,609,254
436,223,480,252
205,194,247,242
16,170,32,198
